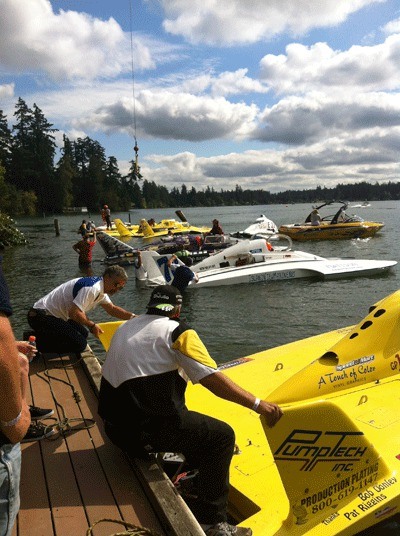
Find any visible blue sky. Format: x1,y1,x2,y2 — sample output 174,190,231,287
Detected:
1,0,400,193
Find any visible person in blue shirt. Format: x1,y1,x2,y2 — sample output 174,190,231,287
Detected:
167,254,198,292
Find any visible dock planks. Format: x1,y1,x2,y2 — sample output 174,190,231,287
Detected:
12,347,204,536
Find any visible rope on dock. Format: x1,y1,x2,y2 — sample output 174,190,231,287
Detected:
35,359,96,439
86,518,162,536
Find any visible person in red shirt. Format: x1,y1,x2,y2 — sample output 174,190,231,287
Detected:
73,232,97,268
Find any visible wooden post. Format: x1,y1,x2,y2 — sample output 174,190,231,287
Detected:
54,218,60,236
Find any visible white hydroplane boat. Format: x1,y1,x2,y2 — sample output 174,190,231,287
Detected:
230,214,278,238
141,236,397,288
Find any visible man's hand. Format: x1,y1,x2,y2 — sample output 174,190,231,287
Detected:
257,400,283,428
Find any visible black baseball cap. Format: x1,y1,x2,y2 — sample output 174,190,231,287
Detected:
147,285,183,312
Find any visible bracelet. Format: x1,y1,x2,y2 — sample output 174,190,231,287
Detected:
89,322,96,332
1,409,22,427
252,398,261,412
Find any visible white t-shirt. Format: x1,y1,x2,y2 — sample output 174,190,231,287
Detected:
33,277,111,321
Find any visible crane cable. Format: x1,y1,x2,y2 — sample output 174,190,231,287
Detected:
129,0,141,178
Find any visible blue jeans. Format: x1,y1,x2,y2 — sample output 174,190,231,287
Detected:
0,443,21,536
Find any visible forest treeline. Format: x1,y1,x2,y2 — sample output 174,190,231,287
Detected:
1,98,400,216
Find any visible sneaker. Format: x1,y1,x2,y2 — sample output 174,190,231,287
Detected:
204,522,252,536
21,422,56,443
29,405,54,420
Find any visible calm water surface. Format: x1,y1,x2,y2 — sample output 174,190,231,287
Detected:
3,201,400,363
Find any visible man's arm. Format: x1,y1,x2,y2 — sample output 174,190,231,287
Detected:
200,371,282,428
101,302,136,320
0,314,31,443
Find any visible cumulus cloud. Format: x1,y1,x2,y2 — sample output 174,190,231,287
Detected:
0,83,14,99
382,17,400,34
75,89,259,142
144,130,400,192
260,36,400,95
253,92,400,145
0,0,169,80
159,0,383,45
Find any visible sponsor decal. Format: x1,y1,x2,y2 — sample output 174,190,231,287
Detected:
249,270,296,283
274,429,367,471
318,355,376,389
218,357,253,370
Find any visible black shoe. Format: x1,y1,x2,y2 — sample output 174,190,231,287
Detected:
204,522,252,536
21,422,56,443
29,405,54,421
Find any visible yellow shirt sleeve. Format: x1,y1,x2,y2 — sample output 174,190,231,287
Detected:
172,328,217,369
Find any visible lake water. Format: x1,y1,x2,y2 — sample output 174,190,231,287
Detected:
3,201,400,364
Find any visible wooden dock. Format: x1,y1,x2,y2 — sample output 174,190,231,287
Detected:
13,346,204,536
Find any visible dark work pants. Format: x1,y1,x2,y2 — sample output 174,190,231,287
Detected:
27,309,88,354
105,409,235,525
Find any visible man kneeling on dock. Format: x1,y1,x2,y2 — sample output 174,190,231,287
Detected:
27,266,136,355
98,284,283,536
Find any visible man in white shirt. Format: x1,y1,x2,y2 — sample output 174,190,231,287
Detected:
99,285,282,536
27,265,136,354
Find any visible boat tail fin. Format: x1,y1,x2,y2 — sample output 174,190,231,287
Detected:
268,289,400,404
262,400,390,531
114,219,132,237
139,219,156,237
97,320,125,351
175,210,188,222
140,251,171,286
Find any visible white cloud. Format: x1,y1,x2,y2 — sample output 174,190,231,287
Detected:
0,0,168,81
70,88,259,142
382,17,400,34
144,130,400,192
260,35,400,95
159,0,384,45
210,69,270,97
0,83,14,99
254,92,400,144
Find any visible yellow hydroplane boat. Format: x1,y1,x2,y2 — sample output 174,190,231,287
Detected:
98,289,400,535
114,218,211,239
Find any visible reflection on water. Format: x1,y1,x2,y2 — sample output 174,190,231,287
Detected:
3,202,400,364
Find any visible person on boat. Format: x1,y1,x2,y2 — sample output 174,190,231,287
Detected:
98,284,282,536
167,254,198,292
73,231,97,268
103,205,112,230
133,250,147,282
0,266,31,536
78,219,88,237
100,206,107,225
27,266,136,355
310,208,321,226
208,218,224,235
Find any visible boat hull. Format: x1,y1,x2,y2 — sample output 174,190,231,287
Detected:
185,289,400,534
278,222,384,241
193,257,396,287
96,290,400,535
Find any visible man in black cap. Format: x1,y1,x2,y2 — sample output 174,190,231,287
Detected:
98,284,282,536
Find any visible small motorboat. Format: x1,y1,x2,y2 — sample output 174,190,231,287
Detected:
278,201,383,241
97,289,400,534
140,235,396,288
230,214,278,238
351,201,371,208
